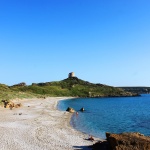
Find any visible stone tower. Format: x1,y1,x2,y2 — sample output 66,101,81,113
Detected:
68,72,75,78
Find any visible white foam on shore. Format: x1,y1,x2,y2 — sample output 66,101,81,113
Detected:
0,97,102,150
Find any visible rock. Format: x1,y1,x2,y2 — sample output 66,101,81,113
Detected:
2,100,8,108
1,100,22,109
66,107,75,113
14,103,22,108
92,141,109,150
106,132,150,150
5,101,14,108
80,107,85,112
12,82,26,86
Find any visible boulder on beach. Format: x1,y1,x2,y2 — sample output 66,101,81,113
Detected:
106,132,150,150
66,107,75,113
1,100,22,109
14,103,22,108
93,132,150,150
5,101,14,108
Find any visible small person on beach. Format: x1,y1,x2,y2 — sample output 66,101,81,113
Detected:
76,112,78,115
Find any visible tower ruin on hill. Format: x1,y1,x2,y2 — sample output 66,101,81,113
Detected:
68,72,75,78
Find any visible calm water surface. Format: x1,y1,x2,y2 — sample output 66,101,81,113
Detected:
58,94,150,139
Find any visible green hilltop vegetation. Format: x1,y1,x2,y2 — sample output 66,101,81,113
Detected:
119,87,150,94
0,83,38,104
0,76,138,103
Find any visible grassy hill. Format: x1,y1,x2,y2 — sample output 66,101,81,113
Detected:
0,83,37,104
0,77,139,103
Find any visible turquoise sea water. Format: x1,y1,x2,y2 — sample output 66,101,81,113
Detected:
57,94,150,139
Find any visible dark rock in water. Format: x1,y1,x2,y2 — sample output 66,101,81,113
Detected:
105,132,150,150
80,107,85,111
66,107,75,113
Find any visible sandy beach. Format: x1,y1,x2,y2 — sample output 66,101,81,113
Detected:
0,97,101,150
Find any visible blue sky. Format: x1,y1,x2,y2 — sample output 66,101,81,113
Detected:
0,0,150,86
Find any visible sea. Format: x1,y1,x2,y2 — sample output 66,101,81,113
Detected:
57,94,150,139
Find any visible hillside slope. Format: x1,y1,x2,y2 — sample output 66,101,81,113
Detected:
0,77,139,102
119,87,150,94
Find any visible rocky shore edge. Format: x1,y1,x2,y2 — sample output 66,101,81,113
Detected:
92,132,150,150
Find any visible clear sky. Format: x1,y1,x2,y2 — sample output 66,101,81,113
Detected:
0,0,150,86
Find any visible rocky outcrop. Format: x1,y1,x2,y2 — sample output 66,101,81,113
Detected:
66,107,75,113
92,132,150,150
92,141,109,150
14,103,22,108
2,100,14,108
2,100,22,109
106,132,150,150
12,82,26,87
80,107,85,112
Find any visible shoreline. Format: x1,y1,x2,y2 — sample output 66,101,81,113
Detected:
0,97,102,150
